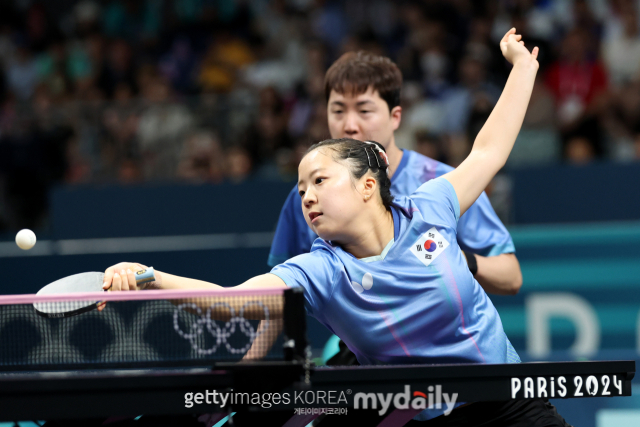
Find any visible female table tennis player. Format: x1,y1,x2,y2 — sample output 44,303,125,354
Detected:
103,30,571,426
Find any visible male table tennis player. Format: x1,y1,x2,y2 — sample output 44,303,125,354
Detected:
266,51,522,364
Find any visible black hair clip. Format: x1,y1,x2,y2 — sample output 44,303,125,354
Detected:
364,146,374,168
363,141,389,175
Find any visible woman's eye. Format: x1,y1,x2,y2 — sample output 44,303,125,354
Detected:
315,177,324,184
332,110,343,114
299,191,305,197
360,111,370,114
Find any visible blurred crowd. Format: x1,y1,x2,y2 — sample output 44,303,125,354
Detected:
2,0,640,231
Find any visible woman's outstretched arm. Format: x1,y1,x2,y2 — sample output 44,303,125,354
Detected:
101,262,288,320
443,28,539,216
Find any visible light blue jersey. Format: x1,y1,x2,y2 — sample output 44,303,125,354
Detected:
268,150,514,267
271,178,520,419
271,177,519,365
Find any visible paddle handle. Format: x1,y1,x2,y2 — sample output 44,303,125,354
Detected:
135,267,156,287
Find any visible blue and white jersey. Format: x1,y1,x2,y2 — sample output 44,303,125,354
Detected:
271,177,520,368
268,150,514,267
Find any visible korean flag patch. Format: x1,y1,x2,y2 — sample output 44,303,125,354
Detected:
410,227,450,267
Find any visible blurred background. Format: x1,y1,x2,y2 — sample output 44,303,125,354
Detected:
0,0,639,425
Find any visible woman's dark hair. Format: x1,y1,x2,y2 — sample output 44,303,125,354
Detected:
305,138,394,210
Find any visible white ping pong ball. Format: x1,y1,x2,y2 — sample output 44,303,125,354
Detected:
15,229,36,250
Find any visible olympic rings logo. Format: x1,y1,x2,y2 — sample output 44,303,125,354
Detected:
173,302,269,355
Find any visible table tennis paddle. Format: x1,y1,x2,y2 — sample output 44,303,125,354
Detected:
33,268,156,318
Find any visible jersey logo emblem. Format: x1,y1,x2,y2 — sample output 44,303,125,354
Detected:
351,272,373,294
410,227,450,267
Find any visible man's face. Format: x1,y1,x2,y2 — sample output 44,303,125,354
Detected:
327,86,401,149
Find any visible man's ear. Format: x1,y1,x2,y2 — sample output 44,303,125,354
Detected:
390,105,402,131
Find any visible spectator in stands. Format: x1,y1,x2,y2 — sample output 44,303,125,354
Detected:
442,55,501,165
159,36,197,94
5,42,38,101
602,79,640,160
198,30,255,93
4,0,640,232
602,1,640,88
545,27,608,158
226,146,252,183
176,131,225,184
97,39,137,99
565,135,596,164
242,87,292,178
98,90,140,182
137,73,194,180
0,92,73,230
443,55,501,136
414,130,446,164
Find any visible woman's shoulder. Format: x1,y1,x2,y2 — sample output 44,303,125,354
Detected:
396,177,460,226
410,176,454,200
280,239,343,266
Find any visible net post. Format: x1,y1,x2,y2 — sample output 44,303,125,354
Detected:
283,288,308,363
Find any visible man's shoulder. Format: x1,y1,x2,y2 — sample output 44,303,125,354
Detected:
286,183,300,197
280,183,302,209
402,150,454,177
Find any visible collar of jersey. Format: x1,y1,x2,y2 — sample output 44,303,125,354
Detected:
359,205,400,262
359,238,394,263
391,149,410,182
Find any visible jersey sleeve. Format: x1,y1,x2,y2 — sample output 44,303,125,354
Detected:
410,177,460,229
456,191,515,256
268,185,319,267
269,248,339,321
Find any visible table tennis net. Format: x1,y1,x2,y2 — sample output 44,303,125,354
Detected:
0,288,306,371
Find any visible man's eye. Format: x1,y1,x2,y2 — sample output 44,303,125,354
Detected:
360,111,370,114
332,110,343,114
299,191,305,197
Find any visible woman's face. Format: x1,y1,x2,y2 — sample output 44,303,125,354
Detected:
298,148,367,242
